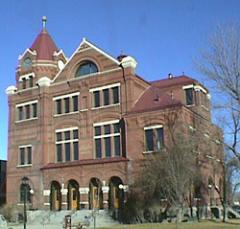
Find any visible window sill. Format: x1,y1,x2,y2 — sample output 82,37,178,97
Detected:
15,118,38,123
143,150,161,154
186,104,195,107
54,111,79,117
17,164,32,168
91,103,120,110
143,151,154,154
80,109,88,112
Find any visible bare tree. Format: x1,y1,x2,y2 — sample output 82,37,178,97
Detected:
197,24,240,208
198,24,240,161
124,109,202,227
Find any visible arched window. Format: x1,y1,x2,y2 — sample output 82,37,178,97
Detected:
20,183,31,203
23,57,32,69
75,61,98,77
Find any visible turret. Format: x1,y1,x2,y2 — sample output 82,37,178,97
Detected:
15,17,67,90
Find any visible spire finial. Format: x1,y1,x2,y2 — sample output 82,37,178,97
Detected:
42,16,47,29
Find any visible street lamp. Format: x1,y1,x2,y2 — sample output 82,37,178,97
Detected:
21,177,29,229
118,184,124,223
21,177,34,229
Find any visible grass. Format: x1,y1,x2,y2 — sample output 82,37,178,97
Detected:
98,220,240,229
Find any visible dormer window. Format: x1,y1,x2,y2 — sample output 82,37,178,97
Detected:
185,88,194,105
75,61,98,77
23,57,32,69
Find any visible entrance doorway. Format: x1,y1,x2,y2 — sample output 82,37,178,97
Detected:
109,176,124,210
89,178,103,209
67,180,79,210
50,181,61,211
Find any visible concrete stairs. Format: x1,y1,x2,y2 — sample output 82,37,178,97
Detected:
211,206,240,219
26,210,117,228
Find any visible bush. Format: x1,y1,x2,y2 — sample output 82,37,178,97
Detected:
0,204,23,222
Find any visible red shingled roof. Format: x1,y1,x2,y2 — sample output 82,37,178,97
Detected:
151,75,196,89
131,85,182,114
30,29,58,60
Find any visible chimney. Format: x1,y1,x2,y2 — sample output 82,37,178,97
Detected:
168,73,173,79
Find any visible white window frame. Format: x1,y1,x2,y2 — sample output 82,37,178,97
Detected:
93,120,121,158
16,100,38,122
90,83,120,109
53,92,80,117
17,144,32,167
55,127,79,162
143,125,164,154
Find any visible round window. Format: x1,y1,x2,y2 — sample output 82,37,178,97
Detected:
23,57,32,69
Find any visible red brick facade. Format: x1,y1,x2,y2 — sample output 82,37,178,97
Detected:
6,26,224,211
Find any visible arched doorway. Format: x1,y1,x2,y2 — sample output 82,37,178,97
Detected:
50,181,61,211
108,176,124,210
20,183,31,203
67,180,80,210
208,177,214,206
89,178,103,209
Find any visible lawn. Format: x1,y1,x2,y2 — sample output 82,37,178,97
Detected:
98,220,240,229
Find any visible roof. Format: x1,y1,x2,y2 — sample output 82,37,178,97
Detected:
130,85,182,114
151,75,197,89
30,28,58,60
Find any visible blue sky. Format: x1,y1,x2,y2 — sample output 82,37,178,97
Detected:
1,0,240,159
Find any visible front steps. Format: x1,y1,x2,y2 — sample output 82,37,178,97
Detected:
26,209,118,227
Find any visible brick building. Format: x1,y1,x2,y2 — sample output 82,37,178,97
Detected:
6,19,223,211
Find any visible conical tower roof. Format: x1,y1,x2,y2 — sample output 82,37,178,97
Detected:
30,17,58,60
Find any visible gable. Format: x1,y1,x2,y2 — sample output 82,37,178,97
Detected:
53,38,120,84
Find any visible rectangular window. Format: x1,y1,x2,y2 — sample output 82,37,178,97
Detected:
104,125,111,135
145,129,154,151
55,128,79,163
90,83,120,108
112,87,119,104
144,126,164,152
29,76,33,88
19,145,32,166
94,120,121,158
103,89,110,106
56,144,62,162
73,142,79,160
95,139,102,158
56,132,62,142
22,78,26,89
64,97,70,113
156,128,164,151
20,148,25,165
65,143,71,161
73,129,78,139
32,103,37,118
54,93,80,115
27,147,32,164
56,99,62,114
16,101,38,121
18,107,23,121
185,88,194,105
65,131,70,141
114,136,121,156
93,91,100,107
105,137,111,157
25,105,30,119
95,126,101,136
73,95,79,112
